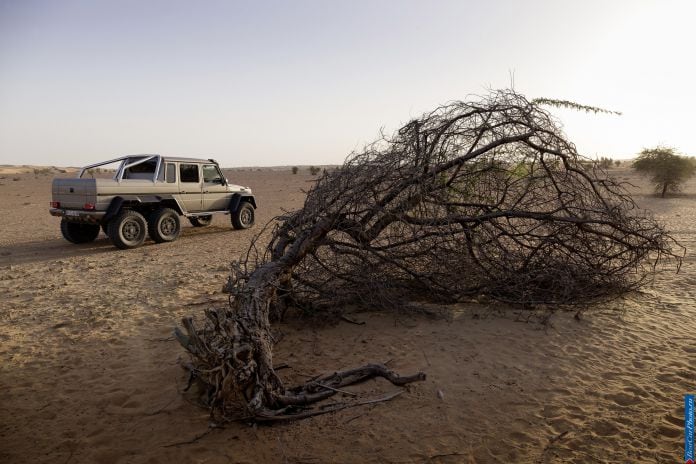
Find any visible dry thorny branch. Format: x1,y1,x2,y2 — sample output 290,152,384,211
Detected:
175,90,682,422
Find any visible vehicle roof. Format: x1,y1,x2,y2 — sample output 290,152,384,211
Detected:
128,154,218,164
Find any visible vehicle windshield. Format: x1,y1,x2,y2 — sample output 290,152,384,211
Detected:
202,164,223,184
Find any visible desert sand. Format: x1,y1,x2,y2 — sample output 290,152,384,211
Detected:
0,166,694,463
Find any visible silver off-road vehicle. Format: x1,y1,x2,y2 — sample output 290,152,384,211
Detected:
49,155,257,249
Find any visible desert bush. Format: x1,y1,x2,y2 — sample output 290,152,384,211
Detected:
33,168,52,177
177,90,681,423
291,166,299,174
597,156,613,169
85,167,108,177
309,166,321,175
633,146,696,197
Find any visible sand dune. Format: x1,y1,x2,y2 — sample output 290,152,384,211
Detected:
0,167,693,463
0,166,79,175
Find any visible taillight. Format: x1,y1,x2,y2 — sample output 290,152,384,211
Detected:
83,203,96,210
50,201,60,208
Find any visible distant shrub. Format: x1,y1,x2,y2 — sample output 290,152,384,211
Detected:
33,168,52,177
309,166,321,176
292,166,299,174
614,160,621,167
633,146,696,197
597,156,613,169
84,167,115,177
12,177,20,181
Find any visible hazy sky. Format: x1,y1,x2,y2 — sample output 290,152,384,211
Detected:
1,0,694,167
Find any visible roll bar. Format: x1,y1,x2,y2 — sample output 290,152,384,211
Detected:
78,155,161,182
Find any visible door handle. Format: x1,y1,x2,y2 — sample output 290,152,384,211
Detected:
180,191,187,194
203,190,209,193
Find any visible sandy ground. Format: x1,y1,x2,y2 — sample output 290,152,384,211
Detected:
0,166,694,463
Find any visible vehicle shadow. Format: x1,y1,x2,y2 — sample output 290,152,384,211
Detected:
0,226,243,266
0,237,122,266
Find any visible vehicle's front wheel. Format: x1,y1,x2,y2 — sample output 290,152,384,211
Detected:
148,208,181,243
60,219,100,244
189,215,212,227
108,210,148,249
231,202,255,230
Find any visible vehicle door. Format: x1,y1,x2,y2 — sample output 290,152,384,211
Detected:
201,164,229,211
178,163,203,212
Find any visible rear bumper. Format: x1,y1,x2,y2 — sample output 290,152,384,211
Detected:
50,208,105,224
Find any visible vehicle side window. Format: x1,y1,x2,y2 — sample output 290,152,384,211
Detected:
202,164,222,184
166,163,176,183
180,164,199,183
123,158,157,180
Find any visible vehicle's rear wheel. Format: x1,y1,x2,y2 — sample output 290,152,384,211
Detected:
189,215,212,227
231,202,255,230
108,210,148,249
148,208,181,243
60,219,100,244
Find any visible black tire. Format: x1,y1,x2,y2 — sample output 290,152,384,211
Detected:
147,208,181,243
231,202,255,230
189,215,212,227
60,219,100,244
107,210,148,249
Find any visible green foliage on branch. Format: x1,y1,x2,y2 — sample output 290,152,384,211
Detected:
532,98,622,115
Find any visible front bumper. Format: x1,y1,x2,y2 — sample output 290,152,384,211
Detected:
50,208,105,224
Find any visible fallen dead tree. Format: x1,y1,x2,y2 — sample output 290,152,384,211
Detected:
176,90,682,422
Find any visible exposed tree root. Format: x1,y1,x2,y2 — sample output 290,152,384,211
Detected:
255,390,408,422
176,310,425,422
